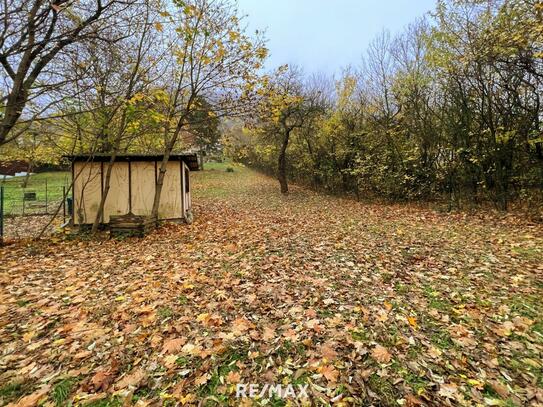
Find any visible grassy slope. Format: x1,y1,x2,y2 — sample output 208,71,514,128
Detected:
0,164,542,406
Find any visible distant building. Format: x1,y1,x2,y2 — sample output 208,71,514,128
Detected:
0,160,30,177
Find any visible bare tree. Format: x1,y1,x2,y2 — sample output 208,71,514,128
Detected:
149,0,267,220
0,0,136,146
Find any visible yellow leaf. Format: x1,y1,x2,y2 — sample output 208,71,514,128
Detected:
408,316,418,329
22,331,36,342
228,31,240,42
194,373,211,386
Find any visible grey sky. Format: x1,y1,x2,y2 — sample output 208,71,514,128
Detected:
237,0,437,75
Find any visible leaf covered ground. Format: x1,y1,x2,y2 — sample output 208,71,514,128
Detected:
1,164,542,406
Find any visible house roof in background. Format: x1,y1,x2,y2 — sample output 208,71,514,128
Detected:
0,160,30,176
64,154,200,171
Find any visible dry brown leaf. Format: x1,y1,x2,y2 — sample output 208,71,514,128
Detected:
114,368,146,390
194,373,211,386
262,326,275,341
371,345,392,364
320,365,339,383
162,337,186,354
488,380,509,398
320,342,338,361
91,370,115,392
438,383,458,399
8,385,50,407
226,371,241,384
494,321,515,337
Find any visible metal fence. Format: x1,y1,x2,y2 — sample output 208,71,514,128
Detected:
0,186,4,244
0,174,70,241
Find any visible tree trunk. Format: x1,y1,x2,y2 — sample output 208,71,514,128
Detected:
277,129,291,194
21,162,33,188
151,144,174,221
91,153,117,234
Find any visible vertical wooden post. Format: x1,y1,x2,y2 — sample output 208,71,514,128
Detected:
62,186,66,223
128,160,132,213
179,159,184,218
45,179,48,214
100,162,104,223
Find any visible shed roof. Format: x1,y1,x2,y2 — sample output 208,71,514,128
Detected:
64,153,200,171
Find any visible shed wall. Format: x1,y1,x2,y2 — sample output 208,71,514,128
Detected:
73,160,186,224
73,162,101,225
103,162,130,223
182,161,191,214
131,161,156,217
158,161,182,219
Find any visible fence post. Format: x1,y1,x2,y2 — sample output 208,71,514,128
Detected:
63,186,66,223
0,186,4,246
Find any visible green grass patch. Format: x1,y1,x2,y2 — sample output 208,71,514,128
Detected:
16,299,30,307
157,306,174,319
511,246,542,261
351,327,369,342
430,328,454,350
51,378,76,406
423,286,452,311
196,345,247,399
367,374,400,405
1,171,70,215
0,380,35,404
85,396,123,407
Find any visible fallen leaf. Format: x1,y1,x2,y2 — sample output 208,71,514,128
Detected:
194,373,211,386
114,368,146,390
262,326,275,341
226,371,241,384
407,316,418,329
438,383,458,399
91,370,115,392
162,337,186,354
320,365,339,383
372,345,392,364
8,385,50,407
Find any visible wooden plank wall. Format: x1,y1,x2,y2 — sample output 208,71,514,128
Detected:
103,162,130,223
131,162,155,217
73,160,184,224
73,162,101,225
158,161,182,219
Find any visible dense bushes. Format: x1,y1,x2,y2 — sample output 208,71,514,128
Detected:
227,0,543,211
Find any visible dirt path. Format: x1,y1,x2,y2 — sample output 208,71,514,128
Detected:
1,166,542,406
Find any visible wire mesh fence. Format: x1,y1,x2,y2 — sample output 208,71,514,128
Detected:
0,172,71,241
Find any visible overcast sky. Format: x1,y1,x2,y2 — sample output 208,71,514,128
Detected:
237,0,436,75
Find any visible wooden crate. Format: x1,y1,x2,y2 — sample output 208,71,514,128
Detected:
109,212,156,237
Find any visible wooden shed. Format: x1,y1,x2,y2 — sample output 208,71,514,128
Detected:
67,154,199,225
